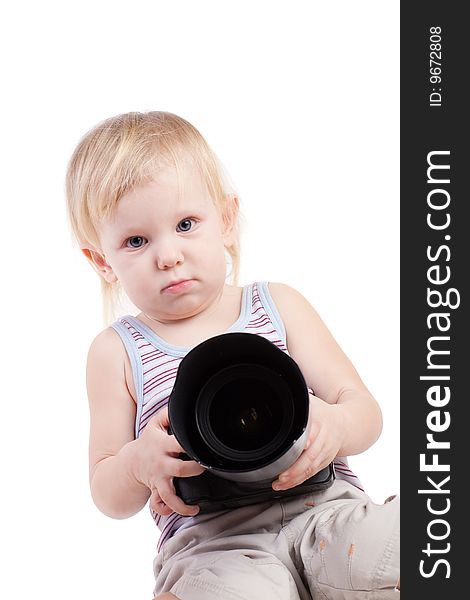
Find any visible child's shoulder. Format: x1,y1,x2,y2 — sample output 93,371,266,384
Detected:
86,326,138,410
267,281,311,310
86,325,127,373
267,281,321,331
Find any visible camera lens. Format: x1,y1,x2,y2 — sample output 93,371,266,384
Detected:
212,379,281,451
168,332,309,482
195,364,295,463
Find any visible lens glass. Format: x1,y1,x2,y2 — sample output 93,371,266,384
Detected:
208,377,283,451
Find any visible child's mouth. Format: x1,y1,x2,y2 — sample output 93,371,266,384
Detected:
162,279,195,294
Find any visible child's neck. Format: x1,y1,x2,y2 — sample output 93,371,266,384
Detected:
137,284,243,348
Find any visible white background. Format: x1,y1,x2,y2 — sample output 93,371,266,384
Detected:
1,2,399,598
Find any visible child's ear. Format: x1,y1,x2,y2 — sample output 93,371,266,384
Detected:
81,247,118,283
222,194,239,246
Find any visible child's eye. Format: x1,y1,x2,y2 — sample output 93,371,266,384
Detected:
125,236,147,248
177,218,196,233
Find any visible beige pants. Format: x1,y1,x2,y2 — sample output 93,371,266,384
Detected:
153,479,400,600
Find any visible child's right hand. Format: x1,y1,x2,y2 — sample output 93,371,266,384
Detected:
132,406,205,517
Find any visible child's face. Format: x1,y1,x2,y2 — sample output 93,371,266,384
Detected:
95,162,234,322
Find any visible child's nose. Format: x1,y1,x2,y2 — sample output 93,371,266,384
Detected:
155,239,184,270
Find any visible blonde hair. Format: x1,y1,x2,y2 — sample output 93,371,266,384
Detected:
66,111,240,323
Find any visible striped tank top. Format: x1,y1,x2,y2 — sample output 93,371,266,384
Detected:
111,281,363,551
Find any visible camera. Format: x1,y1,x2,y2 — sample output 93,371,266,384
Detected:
168,332,334,512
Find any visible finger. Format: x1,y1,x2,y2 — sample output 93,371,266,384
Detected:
149,488,173,516
163,426,197,456
149,407,170,430
165,432,187,454
153,503,173,517
172,458,206,478
275,447,313,483
158,479,200,517
273,449,323,490
278,429,320,482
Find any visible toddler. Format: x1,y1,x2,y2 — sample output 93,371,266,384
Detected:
66,111,399,599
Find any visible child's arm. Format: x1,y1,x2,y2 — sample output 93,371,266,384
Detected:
86,328,204,519
268,283,383,491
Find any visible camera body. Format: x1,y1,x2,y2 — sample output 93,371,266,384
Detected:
168,332,335,513
174,463,335,513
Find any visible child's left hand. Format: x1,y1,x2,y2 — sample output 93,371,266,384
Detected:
272,392,345,491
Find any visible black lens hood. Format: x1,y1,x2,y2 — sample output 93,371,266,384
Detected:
168,332,310,482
